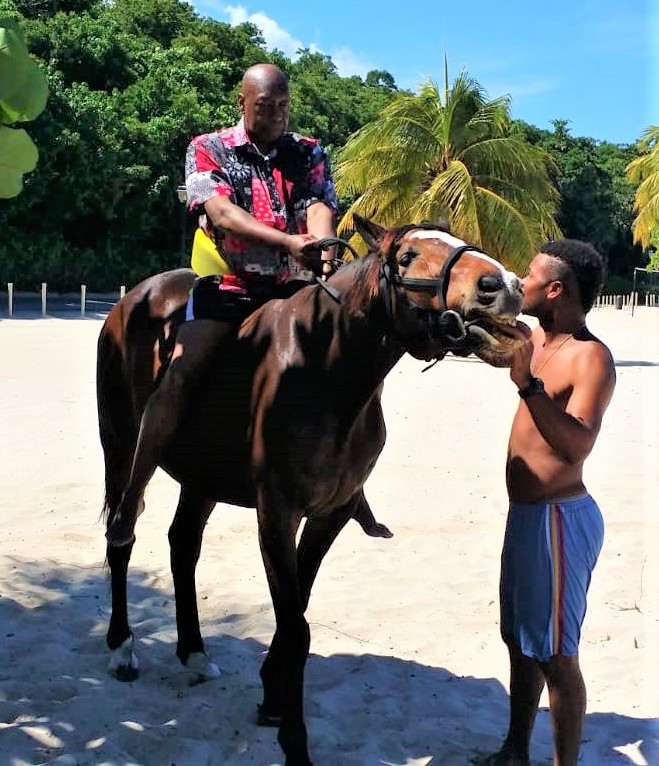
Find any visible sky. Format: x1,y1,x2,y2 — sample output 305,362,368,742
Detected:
189,0,658,146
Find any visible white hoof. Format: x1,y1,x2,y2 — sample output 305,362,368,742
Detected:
108,634,139,681
186,651,221,681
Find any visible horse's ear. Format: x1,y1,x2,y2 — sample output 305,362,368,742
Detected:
353,214,387,251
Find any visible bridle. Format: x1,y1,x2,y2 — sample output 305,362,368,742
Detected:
312,227,484,359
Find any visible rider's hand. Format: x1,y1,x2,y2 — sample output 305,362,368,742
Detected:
285,233,319,263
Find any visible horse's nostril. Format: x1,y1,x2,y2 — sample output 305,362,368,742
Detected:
478,274,502,293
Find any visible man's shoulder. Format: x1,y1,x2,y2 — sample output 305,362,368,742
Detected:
576,325,614,361
191,126,242,149
279,132,322,152
577,334,615,371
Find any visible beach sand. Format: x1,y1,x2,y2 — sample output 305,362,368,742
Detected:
0,306,657,765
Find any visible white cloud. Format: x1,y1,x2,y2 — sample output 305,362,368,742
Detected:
219,5,373,78
329,46,373,79
222,5,304,58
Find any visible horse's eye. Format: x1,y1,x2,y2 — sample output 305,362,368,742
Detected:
399,251,416,268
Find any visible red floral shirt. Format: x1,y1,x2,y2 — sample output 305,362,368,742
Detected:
185,119,337,278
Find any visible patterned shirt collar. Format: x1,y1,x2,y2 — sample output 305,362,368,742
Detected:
232,118,278,160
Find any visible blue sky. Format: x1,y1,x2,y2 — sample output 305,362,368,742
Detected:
190,0,657,146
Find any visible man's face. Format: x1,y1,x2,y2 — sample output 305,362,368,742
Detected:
521,253,559,316
239,82,290,148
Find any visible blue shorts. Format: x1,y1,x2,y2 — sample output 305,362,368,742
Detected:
500,494,604,661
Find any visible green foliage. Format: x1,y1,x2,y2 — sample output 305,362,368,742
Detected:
334,67,561,272
288,51,398,147
512,119,642,278
0,1,402,290
0,0,648,290
0,16,48,197
626,126,659,251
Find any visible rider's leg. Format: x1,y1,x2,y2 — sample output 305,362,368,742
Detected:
106,319,233,546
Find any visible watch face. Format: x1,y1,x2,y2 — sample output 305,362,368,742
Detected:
520,377,543,398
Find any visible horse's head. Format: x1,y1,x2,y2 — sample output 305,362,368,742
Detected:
353,215,530,365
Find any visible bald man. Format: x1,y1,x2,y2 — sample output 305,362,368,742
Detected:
106,63,387,548
187,63,338,281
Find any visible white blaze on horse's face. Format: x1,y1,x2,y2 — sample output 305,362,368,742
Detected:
405,230,522,317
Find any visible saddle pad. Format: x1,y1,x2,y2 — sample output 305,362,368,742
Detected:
185,275,261,323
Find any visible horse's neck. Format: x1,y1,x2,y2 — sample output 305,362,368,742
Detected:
322,258,406,390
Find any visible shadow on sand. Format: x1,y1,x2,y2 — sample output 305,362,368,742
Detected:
0,558,656,766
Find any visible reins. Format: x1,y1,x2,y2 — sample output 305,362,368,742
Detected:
304,237,360,303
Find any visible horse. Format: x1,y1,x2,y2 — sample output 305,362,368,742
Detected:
96,215,529,766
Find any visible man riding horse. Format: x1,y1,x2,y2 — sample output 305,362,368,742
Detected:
105,63,389,548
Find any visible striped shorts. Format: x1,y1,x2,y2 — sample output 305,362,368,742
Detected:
500,494,604,661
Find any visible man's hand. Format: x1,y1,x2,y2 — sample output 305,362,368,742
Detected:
286,234,338,279
285,233,319,263
509,338,534,390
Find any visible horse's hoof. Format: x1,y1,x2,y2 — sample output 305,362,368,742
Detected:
256,703,281,727
185,652,221,682
108,635,139,682
113,662,140,682
369,522,393,539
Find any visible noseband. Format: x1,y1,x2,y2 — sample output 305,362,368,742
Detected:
382,242,484,349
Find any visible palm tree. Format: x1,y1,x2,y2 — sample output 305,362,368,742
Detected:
626,126,659,250
334,62,561,271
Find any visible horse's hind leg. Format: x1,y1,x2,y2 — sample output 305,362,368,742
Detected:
102,434,145,680
169,485,220,680
106,319,231,547
106,541,139,681
102,410,144,680
97,321,142,679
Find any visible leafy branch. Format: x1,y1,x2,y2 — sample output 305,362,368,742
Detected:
0,16,48,198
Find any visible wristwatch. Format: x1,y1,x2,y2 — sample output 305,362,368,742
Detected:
518,376,545,399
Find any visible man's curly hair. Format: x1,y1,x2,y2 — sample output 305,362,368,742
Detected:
540,239,606,313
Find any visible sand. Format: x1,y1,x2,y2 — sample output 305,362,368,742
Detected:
0,306,657,766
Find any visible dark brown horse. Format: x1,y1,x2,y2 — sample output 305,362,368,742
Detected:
96,216,529,766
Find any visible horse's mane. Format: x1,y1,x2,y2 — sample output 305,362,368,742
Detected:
343,221,450,315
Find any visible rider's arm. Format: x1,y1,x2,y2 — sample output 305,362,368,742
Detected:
204,195,294,250
185,134,311,258
301,143,339,270
306,202,336,246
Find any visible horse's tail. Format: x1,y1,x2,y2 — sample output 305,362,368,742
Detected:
96,308,139,524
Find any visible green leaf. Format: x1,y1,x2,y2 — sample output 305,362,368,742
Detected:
0,18,48,123
0,123,38,198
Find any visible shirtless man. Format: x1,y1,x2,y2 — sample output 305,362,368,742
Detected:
485,239,616,766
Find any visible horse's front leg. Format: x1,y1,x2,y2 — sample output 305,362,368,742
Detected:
256,490,312,766
168,485,220,680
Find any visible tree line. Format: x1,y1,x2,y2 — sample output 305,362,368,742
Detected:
0,0,650,291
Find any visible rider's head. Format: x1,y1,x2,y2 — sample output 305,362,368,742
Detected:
239,64,290,153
